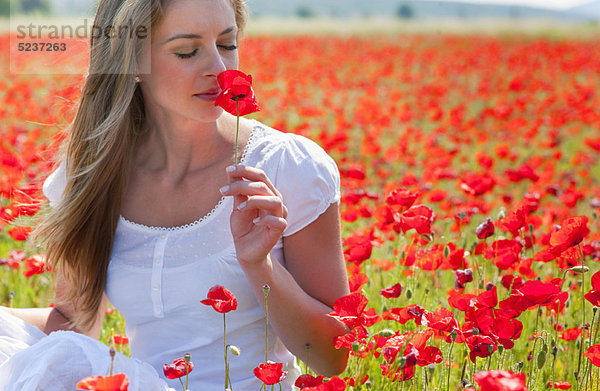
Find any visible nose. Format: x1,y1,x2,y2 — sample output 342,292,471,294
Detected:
204,45,227,77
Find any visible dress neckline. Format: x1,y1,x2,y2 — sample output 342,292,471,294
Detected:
119,120,262,232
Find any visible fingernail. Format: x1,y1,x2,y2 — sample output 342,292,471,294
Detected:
253,217,261,224
226,165,236,173
237,201,247,210
219,185,230,194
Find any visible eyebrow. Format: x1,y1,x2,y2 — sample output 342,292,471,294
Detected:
162,26,236,44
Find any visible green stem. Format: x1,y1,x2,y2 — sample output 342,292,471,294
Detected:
264,287,269,363
223,313,231,390
446,340,455,391
178,377,185,391
234,99,240,165
577,244,587,388
528,305,541,389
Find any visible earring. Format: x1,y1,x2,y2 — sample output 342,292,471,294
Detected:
135,75,141,83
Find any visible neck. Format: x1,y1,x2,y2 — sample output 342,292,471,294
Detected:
134,111,239,185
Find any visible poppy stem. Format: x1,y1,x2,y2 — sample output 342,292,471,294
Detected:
576,243,586,389
178,377,185,391
263,285,270,363
235,99,240,165
528,305,541,389
446,340,454,391
223,313,232,390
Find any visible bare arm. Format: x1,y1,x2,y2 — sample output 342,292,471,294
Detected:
4,271,107,339
240,203,351,376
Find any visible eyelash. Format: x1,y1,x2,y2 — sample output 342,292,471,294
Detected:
175,45,238,59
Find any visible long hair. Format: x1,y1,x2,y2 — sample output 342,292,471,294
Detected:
34,0,249,332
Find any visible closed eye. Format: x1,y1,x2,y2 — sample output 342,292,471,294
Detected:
219,45,238,51
175,49,198,59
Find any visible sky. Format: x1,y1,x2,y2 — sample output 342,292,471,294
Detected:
434,0,594,9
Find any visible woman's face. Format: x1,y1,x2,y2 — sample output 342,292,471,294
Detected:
138,0,239,124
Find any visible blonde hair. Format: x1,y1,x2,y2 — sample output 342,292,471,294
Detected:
34,0,249,332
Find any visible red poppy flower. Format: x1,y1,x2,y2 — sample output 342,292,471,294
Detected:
253,361,287,385
547,381,571,389
476,217,495,239
215,70,259,116
382,305,424,326
395,204,433,235
333,325,369,349
385,188,419,210
459,172,496,196
162,357,194,379
76,373,129,391
549,216,589,255
497,207,527,236
343,230,374,265
112,334,129,345
485,240,522,270
380,282,403,298
584,344,600,367
23,254,48,277
472,370,527,390
454,268,473,290
300,376,346,391
8,225,32,241
328,292,380,328
295,374,325,389
200,285,238,313
348,272,369,293
467,335,497,362
517,280,560,306
559,327,582,342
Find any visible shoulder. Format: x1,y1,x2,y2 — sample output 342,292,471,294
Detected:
247,121,341,237
247,120,338,176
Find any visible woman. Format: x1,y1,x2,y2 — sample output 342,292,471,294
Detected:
0,0,350,389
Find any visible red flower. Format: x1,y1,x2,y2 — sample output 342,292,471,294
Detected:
395,204,433,234
517,280,560,306
453,268,473,290
215,70,259,116
547,381,571,389
549,216,589,255
328,292,380,328
162,357,194,379
472,370,528,390
76,374,129,391
300,376,346,391
422,307,459,333
460,172,496,196
295,374,325,389
348,272,369,293
8,226,32,241
476,217,495,239
23,254,48,277
466,335,497,362
253,361,287,385
584,344,600,367
380,282,403,298
200,285,238,313
112,334,129,345
385,188,419,210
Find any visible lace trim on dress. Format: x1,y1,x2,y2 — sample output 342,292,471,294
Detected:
119,121,264,232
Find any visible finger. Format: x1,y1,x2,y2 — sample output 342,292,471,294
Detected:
220,180,272,198
253,215,287,232
226,165,281,198
237,196,286,218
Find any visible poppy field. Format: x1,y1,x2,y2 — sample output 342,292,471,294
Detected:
1,25,600,390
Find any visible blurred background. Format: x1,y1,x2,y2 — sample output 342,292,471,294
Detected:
2,0,599,22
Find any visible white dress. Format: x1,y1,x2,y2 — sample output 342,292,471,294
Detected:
0,120,341,391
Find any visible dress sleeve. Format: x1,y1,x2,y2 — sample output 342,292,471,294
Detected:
275,134,341,237
42,162,67,209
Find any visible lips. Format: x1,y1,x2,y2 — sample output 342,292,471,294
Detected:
194,89,221,101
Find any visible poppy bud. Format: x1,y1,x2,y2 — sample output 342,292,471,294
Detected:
263,284,270,295
444,246,450,258
594,307,598,315
109,346,116,359
399,356,406,368
497,209,506,220
184,353,191,363
406,288,413,299
516,361,524,372
487,344,494,354
427,364,435,376
229,345,241,356
551,346,558,357
574,370,579,380
486,282,494,291
450,330,458,341
567,265,589,274
498,345,504,354
351,341,360,354
472,328,480,335
537,350,547,369
378,329,395,338
364,381,372,389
